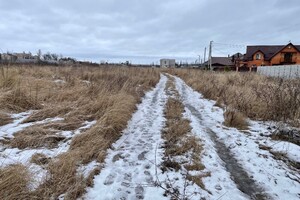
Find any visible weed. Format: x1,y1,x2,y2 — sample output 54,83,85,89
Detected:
223,108,249,130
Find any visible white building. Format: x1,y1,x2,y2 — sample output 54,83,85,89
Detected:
160,59,176,68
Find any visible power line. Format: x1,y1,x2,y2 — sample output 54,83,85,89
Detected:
213,47,232,56
213,42,246,49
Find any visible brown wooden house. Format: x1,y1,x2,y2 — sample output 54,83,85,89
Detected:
242,43,300,71
204,57,235,71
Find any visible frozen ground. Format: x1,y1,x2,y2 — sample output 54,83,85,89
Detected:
1,74,299,199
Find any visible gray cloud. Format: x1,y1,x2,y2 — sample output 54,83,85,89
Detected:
0,0,299,63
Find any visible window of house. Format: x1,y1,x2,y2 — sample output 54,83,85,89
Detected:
284,53,293,63
255,53,261,60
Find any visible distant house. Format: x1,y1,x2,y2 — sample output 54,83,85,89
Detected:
1,53,17,63
204,57,235,71
0,52,38,64
160,59,176,68
15,52,38,63
244,42,300,70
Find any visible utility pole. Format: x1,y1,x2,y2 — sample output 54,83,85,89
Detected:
208,41,213,71
203,47,206,68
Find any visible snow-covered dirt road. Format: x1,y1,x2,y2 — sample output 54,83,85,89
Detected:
85,75,169,200
174,75,300,200
85,74,299,200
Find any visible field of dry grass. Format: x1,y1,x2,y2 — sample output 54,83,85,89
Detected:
1,65,299,199
0,65,160,199
173,69,300,128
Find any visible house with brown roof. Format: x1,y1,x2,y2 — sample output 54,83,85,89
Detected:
204,57,235,71
244,42,300,70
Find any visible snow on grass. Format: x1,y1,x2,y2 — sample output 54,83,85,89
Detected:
0,143,69,167
53,79,66,84
0,119,96,167
0,111,33,139
0,110,63,139
249,121,300,163
77,160,99,179
174,75,300,200
28,163,48,190
0,112,97,190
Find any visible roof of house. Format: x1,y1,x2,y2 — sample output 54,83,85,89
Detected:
245,43,300,61
205,57,234,66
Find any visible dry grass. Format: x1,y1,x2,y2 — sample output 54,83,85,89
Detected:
0,65,160,199
186,172,211,191
10,126,65,149
172,69,300,128
33,153,86,200
22,105,72,123
223,108,249,130
42,118,84,131
0,112,12,126
30,153,51,165
0,89,41,112
0,164,32,200
0,66,18,89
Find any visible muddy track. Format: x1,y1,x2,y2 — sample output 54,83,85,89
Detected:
186,104,270,200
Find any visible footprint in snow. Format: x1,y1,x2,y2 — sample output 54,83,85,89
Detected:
103,173,116,185
138,151,148,160
135,185,144,199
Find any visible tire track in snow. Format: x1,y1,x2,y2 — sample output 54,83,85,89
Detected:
85,75,168,200
174,75,271,200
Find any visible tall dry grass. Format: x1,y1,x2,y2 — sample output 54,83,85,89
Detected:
0,112,12,126
0,65,160,199
0,164,32,200
172,69,300,127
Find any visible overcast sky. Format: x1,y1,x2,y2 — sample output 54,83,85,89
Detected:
1,0,299,64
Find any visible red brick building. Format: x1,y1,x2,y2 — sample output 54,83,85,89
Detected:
241,43,300,71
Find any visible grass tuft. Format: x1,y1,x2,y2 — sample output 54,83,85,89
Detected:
223,108,249,130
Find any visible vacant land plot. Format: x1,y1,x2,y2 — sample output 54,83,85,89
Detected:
1,66,299,200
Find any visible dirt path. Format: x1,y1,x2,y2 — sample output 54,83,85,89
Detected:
185,103,269,199
173,77,270,199
85,75,169,200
